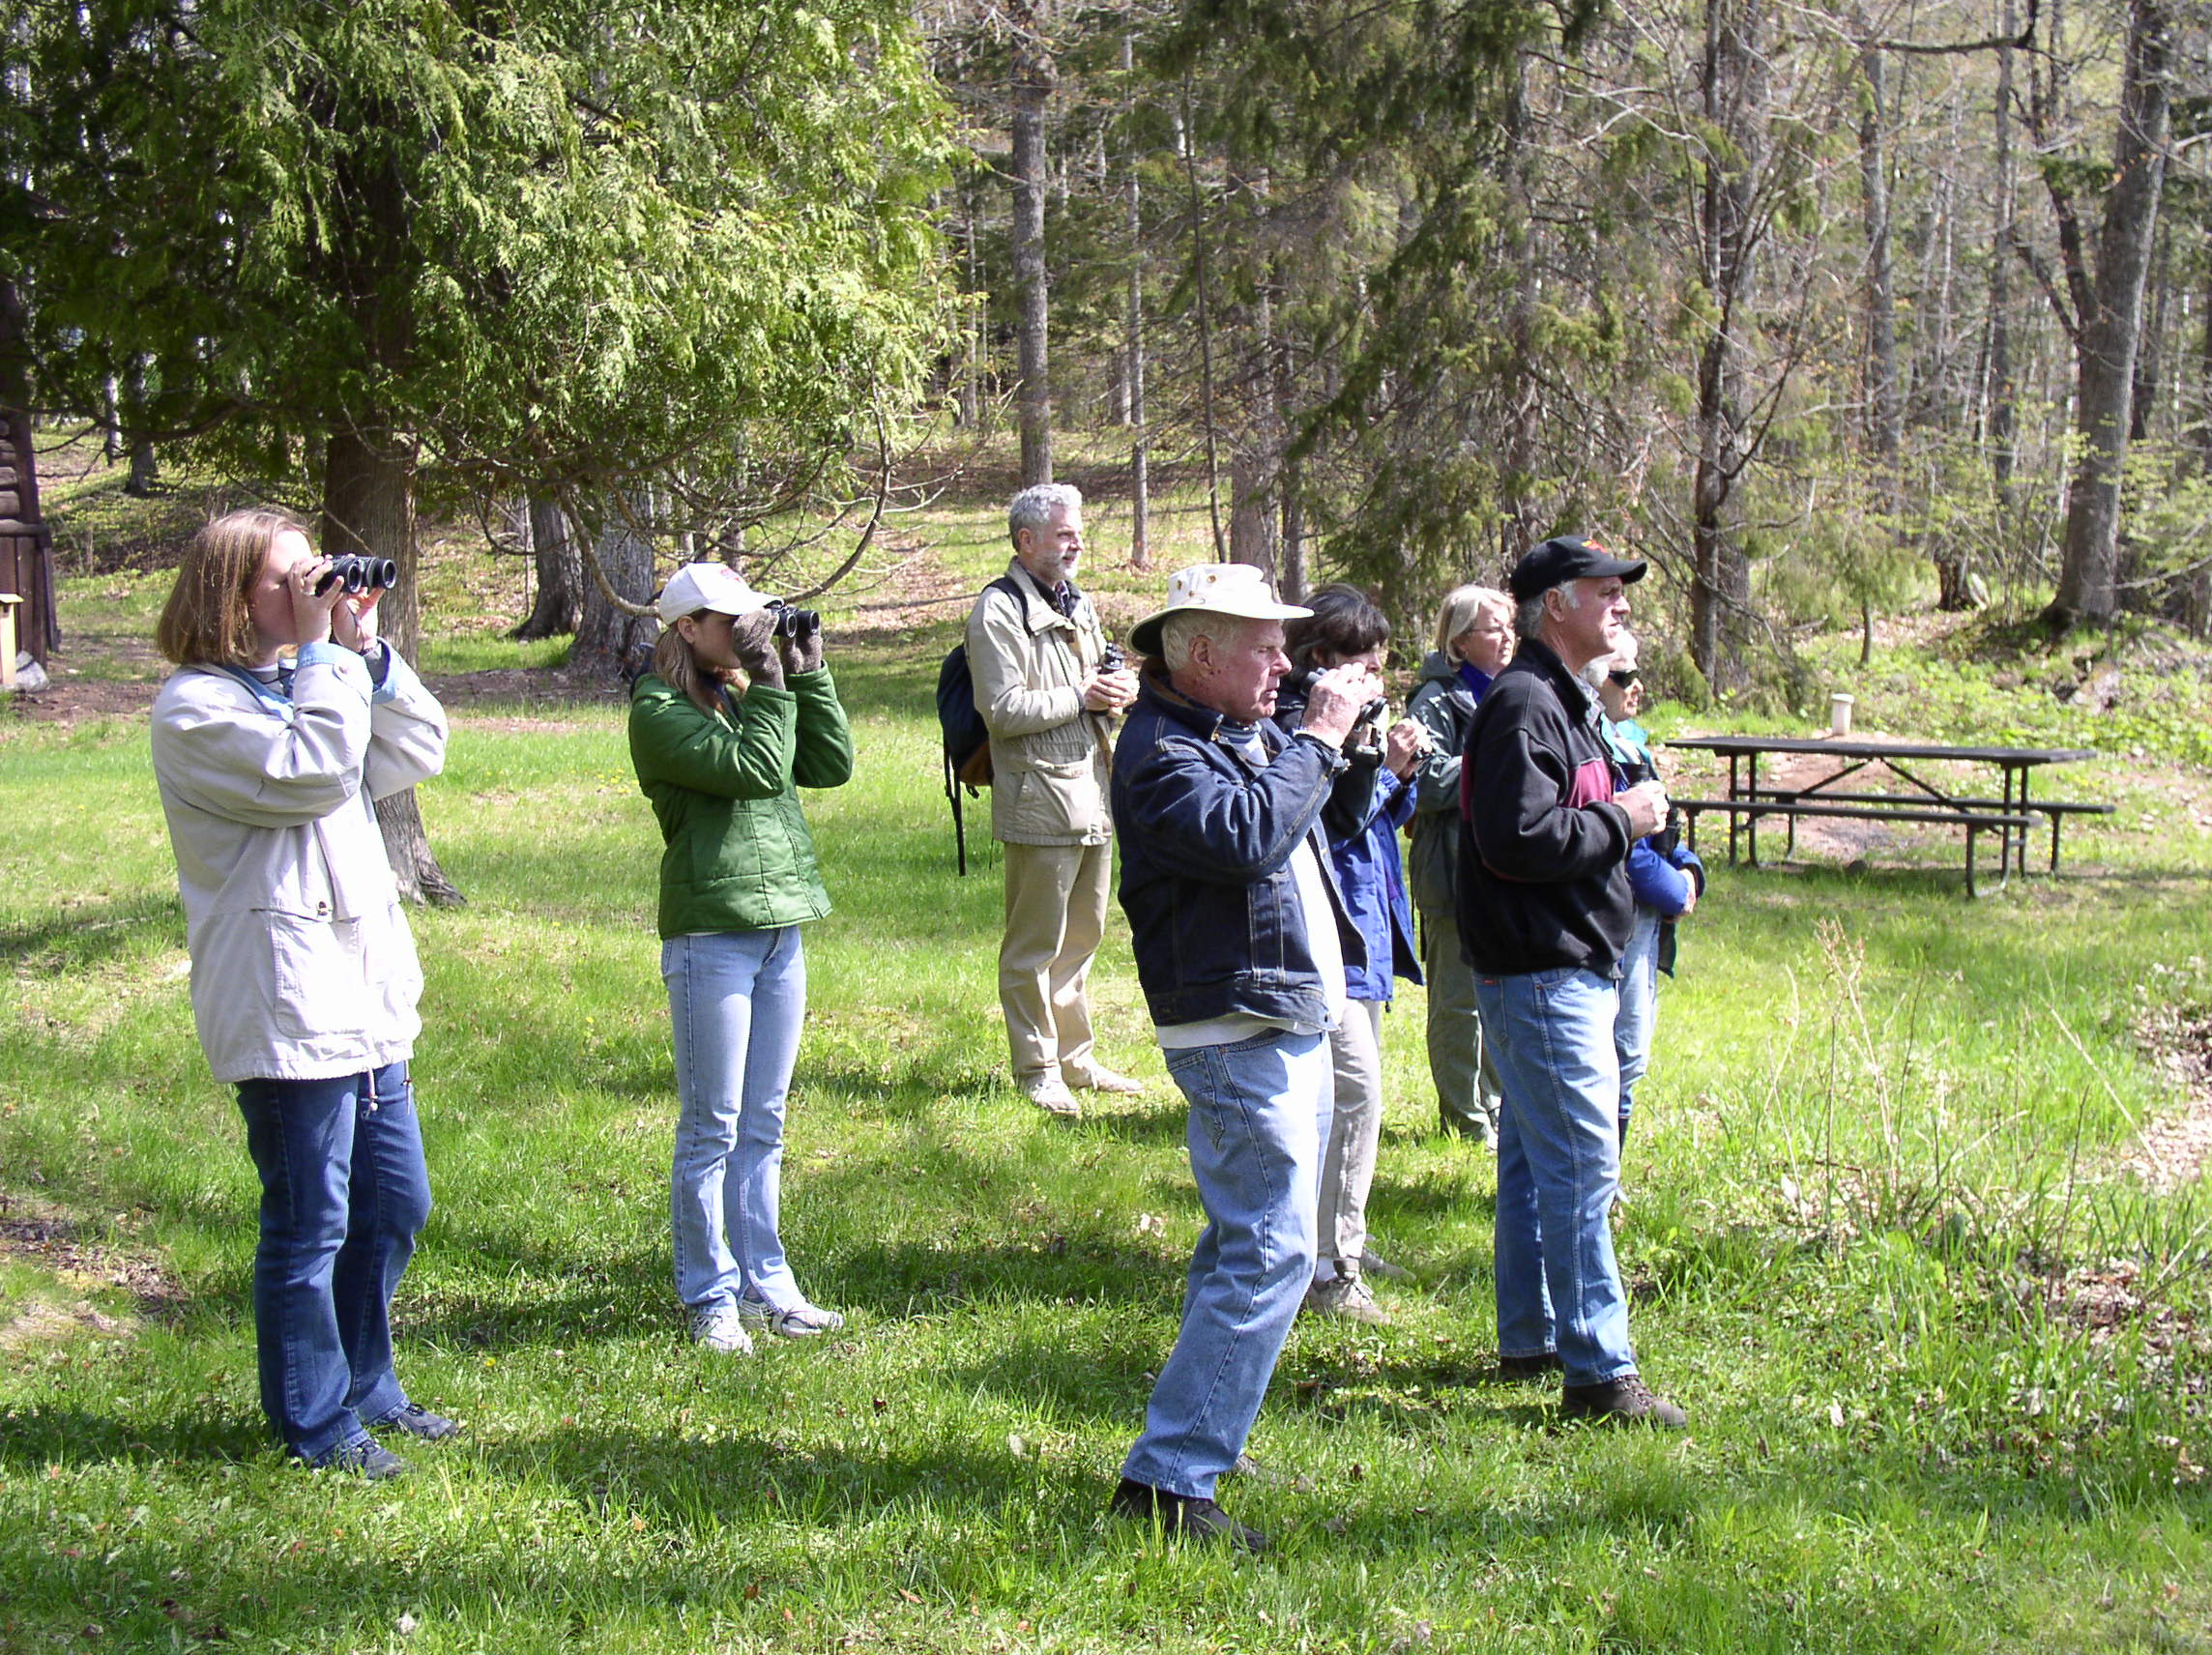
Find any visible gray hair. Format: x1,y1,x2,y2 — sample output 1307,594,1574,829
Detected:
1156,608,1266,674
1007,483,1084,546
1433,584,1510,656
1514,580,1581,640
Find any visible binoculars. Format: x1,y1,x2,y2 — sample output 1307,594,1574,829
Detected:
314,555,399,596
1099,642,1126,673
770,601,821,642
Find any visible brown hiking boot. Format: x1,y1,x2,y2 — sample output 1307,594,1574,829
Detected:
1559,1374,1687,1429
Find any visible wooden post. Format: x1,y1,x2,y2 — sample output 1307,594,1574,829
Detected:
0,593,19,687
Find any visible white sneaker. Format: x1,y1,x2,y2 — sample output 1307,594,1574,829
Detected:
690,1304,754,1355
1303,1273,1389,1325
1067,1065,1144,1095
1021,1076,1082,1117
737,1292,846,1339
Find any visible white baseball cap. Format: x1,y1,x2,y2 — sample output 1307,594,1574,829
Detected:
1129,564,1312,656
656,562,778,624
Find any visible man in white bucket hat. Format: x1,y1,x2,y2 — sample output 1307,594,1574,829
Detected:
1104,563,1382,1553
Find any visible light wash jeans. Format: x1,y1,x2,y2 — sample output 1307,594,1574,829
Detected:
1475,966,1637,1387
663,927,808,1316
234,1062,429,1463
1614,910,1663,1143
1123,1027,1330,1500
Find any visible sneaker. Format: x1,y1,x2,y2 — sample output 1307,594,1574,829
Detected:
309,1437,410,1481
1303,1273,1389,1325
1560,1374,1687,1429
737,1292,846,1339
690,1304,755,1355
1496,1350,1563,1381
1110,1477,1266,1554
1021,1075,1082,1117
1067,1065,1144,1095
372,1401,460,1441
1358,1250,1414,1285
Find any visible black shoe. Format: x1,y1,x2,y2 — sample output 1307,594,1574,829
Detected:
1497,1350,1563,1381
373,1402,460,1442
309,1437,411,1480
1110,1477,1266,1554
1559,1374,1687,1429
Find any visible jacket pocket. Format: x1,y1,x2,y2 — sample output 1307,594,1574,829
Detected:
1006,757,1098,839
264,911,372,1040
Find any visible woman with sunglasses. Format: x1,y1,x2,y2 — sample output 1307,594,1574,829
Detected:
1593,636,1702,1147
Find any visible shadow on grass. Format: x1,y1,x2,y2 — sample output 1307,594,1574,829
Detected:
0,891,181,970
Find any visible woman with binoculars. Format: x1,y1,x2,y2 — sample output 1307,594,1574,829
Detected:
628,563,855,1355
150,509,451,1479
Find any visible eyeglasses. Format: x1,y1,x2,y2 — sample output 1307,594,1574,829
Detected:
1608,670,1639,686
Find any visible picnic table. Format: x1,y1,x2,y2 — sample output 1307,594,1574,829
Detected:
1664,734,2107,896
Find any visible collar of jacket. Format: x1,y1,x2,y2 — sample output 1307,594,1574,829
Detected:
1134,667,1285,754
1508,637,1602,724
1004,559,1083,634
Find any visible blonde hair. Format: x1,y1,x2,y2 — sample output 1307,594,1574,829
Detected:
654,615,728,717
156,508,308,666
1433,584,1509,658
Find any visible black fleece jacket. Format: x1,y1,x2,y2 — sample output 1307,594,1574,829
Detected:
1454,639,1636,975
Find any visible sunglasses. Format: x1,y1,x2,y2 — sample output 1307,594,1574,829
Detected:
1608,669,1640,686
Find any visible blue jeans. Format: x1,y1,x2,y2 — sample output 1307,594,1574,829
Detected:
664,928,807,1315
1122,1028,1329,1500
1475,968,1637,1387
235,1062,430,1463
1614,910,1663,1142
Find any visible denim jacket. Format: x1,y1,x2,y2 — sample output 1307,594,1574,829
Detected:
1111,672,1366,1029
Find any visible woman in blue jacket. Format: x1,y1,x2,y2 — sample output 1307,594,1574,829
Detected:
1593,637,1702,1146
1276,586,1427,1322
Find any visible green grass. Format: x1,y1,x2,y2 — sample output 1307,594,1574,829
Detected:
4,451,2210,1653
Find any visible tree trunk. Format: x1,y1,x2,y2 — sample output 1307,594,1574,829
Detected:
571,493,658,680
510,494,581,639
2048,0,2171,630
1179,82,1226,560
1858,41,1903,471
1122,36,1150,570
1010,11,1054,487
322,423,464,907
0,273,57,668
1689,0,1764,691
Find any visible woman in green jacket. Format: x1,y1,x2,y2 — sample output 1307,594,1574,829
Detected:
628,564,856,1354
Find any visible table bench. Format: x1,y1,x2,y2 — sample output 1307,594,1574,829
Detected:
1673,798,2037,895
1666,734,2102,895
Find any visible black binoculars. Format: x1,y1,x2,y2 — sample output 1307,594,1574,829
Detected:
314,555,399,595
770,601,821,641
1099,642,1126,673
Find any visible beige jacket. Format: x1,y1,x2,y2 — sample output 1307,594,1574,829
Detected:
966,560,1114,847
151,642,448,1083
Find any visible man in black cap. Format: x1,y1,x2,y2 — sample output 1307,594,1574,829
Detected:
1455,535,1685,1426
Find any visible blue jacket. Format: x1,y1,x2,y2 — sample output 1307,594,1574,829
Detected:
1269,682,1421,1002
1331,768,1422,1001
1601,715,1703,920
1112,672,1365,1029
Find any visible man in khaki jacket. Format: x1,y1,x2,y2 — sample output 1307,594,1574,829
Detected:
968,483,1142,1115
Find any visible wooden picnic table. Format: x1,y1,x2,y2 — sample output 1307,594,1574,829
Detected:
1663,734,2105,895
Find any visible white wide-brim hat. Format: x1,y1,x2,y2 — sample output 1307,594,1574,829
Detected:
656,562,779,624
1129,564,1313,657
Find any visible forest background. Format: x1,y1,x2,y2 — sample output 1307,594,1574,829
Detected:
5,2,2212,1651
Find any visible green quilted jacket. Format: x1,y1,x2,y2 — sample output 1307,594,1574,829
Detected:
627,668,855,938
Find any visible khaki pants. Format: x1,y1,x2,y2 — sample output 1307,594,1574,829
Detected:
1421,911,1501,1141
1320,999,1386,1269
1000,839,1111,1085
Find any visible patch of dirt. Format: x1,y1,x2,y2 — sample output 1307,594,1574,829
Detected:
2130,995,2212,1192
0,1193,184,1337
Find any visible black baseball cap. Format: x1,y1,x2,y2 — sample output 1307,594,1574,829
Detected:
1507,535,1647,599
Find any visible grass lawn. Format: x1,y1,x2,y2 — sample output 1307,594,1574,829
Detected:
2,444,2208,1653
